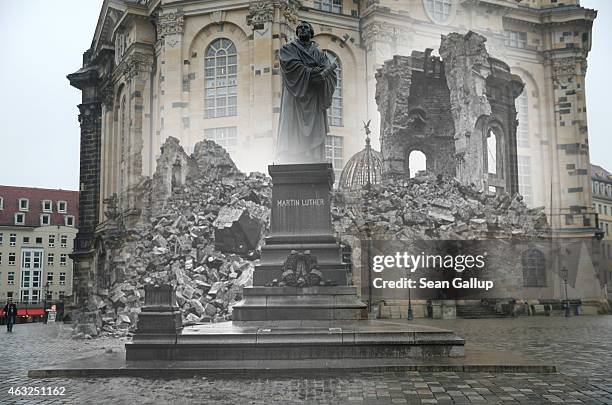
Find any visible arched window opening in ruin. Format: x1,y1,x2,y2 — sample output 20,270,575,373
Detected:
119,94,127,195
487,129,498,176
408,150,427,178
522,249,546,287
204,38,237,118
172,158,183,190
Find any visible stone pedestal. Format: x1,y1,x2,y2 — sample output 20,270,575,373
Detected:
233,163,367,321
132,285,182,344
126,164,466,364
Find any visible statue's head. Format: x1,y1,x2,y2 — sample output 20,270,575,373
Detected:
296,21,314,42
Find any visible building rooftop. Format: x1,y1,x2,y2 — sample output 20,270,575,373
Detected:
591,164,612,183
0,185,79,228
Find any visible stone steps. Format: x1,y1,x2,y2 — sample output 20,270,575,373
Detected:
126,320,465,361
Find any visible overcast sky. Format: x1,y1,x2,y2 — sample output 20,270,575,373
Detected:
0,0,610,190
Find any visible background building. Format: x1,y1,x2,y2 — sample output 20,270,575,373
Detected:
591,164,612,294
0,186,78,305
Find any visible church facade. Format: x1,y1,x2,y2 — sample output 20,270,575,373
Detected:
69,0,601,305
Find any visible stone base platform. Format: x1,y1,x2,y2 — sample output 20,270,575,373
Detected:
28,351,557,378
124,320,464,362
232,287,368,321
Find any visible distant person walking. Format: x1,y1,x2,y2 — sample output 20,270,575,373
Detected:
4,300,17,332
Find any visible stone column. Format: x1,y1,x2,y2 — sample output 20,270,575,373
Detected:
156,10,185,145
123,51,154,218
68,58,103,306
547,53,593,226
362,21,397,151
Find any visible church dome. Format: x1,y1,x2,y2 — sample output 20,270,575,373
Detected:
339,133,383,191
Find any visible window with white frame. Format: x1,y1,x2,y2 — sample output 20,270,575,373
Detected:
47,272,53,283
19,198,29,211
59,291,65,300
0,253,2,265
10,233,16,246
0,233,3,245
204,127,238,153
35,237,42,244
59,272,66,285
515,90,529,148
314,0,342,13
48,235,55,248
518,156,533,207
42,200,53,212
8,272,15,285
41,214,51,226
0,197,3,209
204,38,238,118
324,50,343,127
60,235,67,248
504,30,527,49
47,253,54,266
65,215,75,227
60,254,67,267
424,0,454,24
14,212,25,225
325,135,344,184
8,253,15,266
23,236,30,245
57,201,67,213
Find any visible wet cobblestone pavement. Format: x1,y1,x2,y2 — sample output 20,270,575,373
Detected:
1,316,611,404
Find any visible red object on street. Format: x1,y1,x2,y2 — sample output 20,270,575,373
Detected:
27,309,45,316
17,309,28,316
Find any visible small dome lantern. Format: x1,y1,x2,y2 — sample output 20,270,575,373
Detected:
339,120,383,191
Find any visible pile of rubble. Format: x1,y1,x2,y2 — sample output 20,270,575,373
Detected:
332,173,548,242
74,140,547,339
75,140,272,339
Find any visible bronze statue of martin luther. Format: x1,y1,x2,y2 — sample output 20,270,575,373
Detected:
275,21,338,164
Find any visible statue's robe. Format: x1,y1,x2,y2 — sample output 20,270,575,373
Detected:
275,39,337,163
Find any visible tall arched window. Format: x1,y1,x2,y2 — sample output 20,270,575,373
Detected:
522,249,546,287
487,129,498,175
324,50,342,127
205,38,237,118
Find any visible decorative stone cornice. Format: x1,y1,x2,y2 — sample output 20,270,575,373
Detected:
362,21,397,45
101,83,115,108
551,56,586,86
157,12,184,38
247,0,300,27
247,0,274,25
78,102,102,127
122,52,154,80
